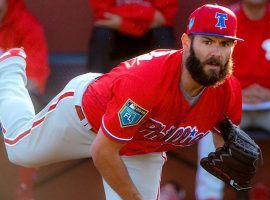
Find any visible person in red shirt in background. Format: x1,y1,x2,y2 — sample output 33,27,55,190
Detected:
232,0,270,126
87,0,179,73
196,1,270,200
160,181,186,200
0,0,50,199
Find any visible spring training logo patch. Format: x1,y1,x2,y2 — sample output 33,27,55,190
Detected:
188,17,195,30
118,99,148,127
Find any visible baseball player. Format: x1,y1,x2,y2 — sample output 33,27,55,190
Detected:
196,1,270,199
0,4,254,200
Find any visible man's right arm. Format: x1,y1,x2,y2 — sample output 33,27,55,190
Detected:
91,129,143,200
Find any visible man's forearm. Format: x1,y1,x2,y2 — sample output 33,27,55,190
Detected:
93,150,142,200
91,130,143,200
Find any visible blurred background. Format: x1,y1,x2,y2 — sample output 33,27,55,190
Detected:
0,0,269,199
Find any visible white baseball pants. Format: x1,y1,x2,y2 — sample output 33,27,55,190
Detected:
0,54,166,199
195,133,224,200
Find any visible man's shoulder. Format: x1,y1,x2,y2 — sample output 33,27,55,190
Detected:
123,49,181,73
208,76,242,110
226,75,241,85
218,75,241,94
149,49,180,56
135,49,181,62
141,49,182,68
115,49,182,91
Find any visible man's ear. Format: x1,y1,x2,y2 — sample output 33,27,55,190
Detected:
181,33,191,51
233,40,237,48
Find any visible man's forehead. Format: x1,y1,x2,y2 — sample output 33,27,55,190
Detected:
195,35,235,42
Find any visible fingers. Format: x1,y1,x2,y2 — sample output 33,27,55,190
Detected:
103,12,118,19
150,10,165,29
95,12,121,30
242,84,270,103
95,20,110,26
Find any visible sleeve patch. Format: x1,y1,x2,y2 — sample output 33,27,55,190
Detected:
118,99,148,127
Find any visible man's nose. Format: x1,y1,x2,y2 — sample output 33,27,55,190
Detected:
210,44,222,57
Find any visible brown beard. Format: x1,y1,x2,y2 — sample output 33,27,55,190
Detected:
185,42,233,87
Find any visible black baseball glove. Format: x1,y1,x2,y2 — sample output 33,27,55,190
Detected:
200,116,262,191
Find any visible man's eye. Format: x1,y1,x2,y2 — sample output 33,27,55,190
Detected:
204,41,212,45
221,42,232,47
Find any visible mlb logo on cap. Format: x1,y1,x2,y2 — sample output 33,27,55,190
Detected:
187,4,243,41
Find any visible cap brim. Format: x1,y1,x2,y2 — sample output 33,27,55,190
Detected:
190,32,244,41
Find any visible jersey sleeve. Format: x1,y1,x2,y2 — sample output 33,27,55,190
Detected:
101,75,152,143
89,0,155,36
152,0,179,26
116,0,179,35
88,0,178,36
88,0,115,20
112,5,155,36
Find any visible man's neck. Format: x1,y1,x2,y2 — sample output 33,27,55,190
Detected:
242,2,268,20
180,64,205,97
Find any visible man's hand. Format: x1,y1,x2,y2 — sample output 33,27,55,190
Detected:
95,12,122,30
91,129,143,200
201,116,261,191
242,83,270,104
150,10,165,29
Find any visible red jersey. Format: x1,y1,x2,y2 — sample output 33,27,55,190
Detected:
0,0,50,93
82,50,242,156
230,3,270,89
88,0,179,36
